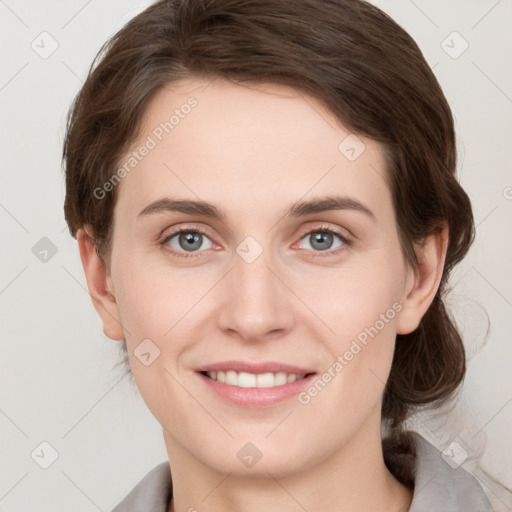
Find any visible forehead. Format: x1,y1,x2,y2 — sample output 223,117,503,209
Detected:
114,77,391,222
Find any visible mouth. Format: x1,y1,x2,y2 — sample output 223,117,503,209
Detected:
194,360,317,407
199,370,315,388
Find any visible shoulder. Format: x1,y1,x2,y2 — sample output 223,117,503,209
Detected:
111,462,172,512
409,432,494,511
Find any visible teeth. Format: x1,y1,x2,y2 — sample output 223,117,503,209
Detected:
238,372,256,387
226,370,238,386
205,370,306,388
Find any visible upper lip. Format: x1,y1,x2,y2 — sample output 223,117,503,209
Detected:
196,360,316,375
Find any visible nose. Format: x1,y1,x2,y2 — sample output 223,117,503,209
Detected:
216,241,296,344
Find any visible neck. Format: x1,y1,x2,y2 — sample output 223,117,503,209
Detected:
164,414,413,512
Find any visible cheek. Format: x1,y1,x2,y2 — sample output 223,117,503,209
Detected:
293,253,404,345
335,316,398,399
297,303,399,445
295,258,404,407
111,263,200,427
109,260,188,389
112,256,203,345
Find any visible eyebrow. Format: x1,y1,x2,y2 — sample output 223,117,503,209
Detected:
137,195,376,222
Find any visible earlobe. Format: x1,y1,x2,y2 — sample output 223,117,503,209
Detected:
396,225,449,335
77,225,125,341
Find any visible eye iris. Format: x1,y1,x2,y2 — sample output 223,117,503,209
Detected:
311,232,333,251
179,232,202,251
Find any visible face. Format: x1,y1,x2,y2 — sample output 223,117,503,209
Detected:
102,77,416,476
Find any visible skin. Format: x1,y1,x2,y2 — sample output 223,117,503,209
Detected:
77,77,448,512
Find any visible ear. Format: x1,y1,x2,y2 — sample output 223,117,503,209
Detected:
396,224,449,335
76,225,125,341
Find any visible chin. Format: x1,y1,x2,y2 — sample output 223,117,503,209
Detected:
198,442,312,478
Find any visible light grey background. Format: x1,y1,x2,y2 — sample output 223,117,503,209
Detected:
0,0,511,510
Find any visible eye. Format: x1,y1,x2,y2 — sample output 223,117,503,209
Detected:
159,224,351,259
161,228,214,257
296,226,351,255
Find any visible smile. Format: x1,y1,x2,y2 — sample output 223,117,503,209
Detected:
203,370,309,388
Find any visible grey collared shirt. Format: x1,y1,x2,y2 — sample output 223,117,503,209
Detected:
112,432,494,511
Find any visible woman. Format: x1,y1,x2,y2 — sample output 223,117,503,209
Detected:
62,0,495,510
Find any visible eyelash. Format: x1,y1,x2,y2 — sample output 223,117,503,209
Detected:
159,224,352,259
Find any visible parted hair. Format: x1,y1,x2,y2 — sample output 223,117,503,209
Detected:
63,0,475,487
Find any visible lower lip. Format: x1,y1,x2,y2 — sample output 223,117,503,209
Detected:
197,372,316,408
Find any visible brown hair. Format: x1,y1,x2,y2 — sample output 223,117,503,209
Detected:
62,0,474,486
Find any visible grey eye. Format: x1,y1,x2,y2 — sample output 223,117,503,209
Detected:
300,231,344,251
167,231,213,252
